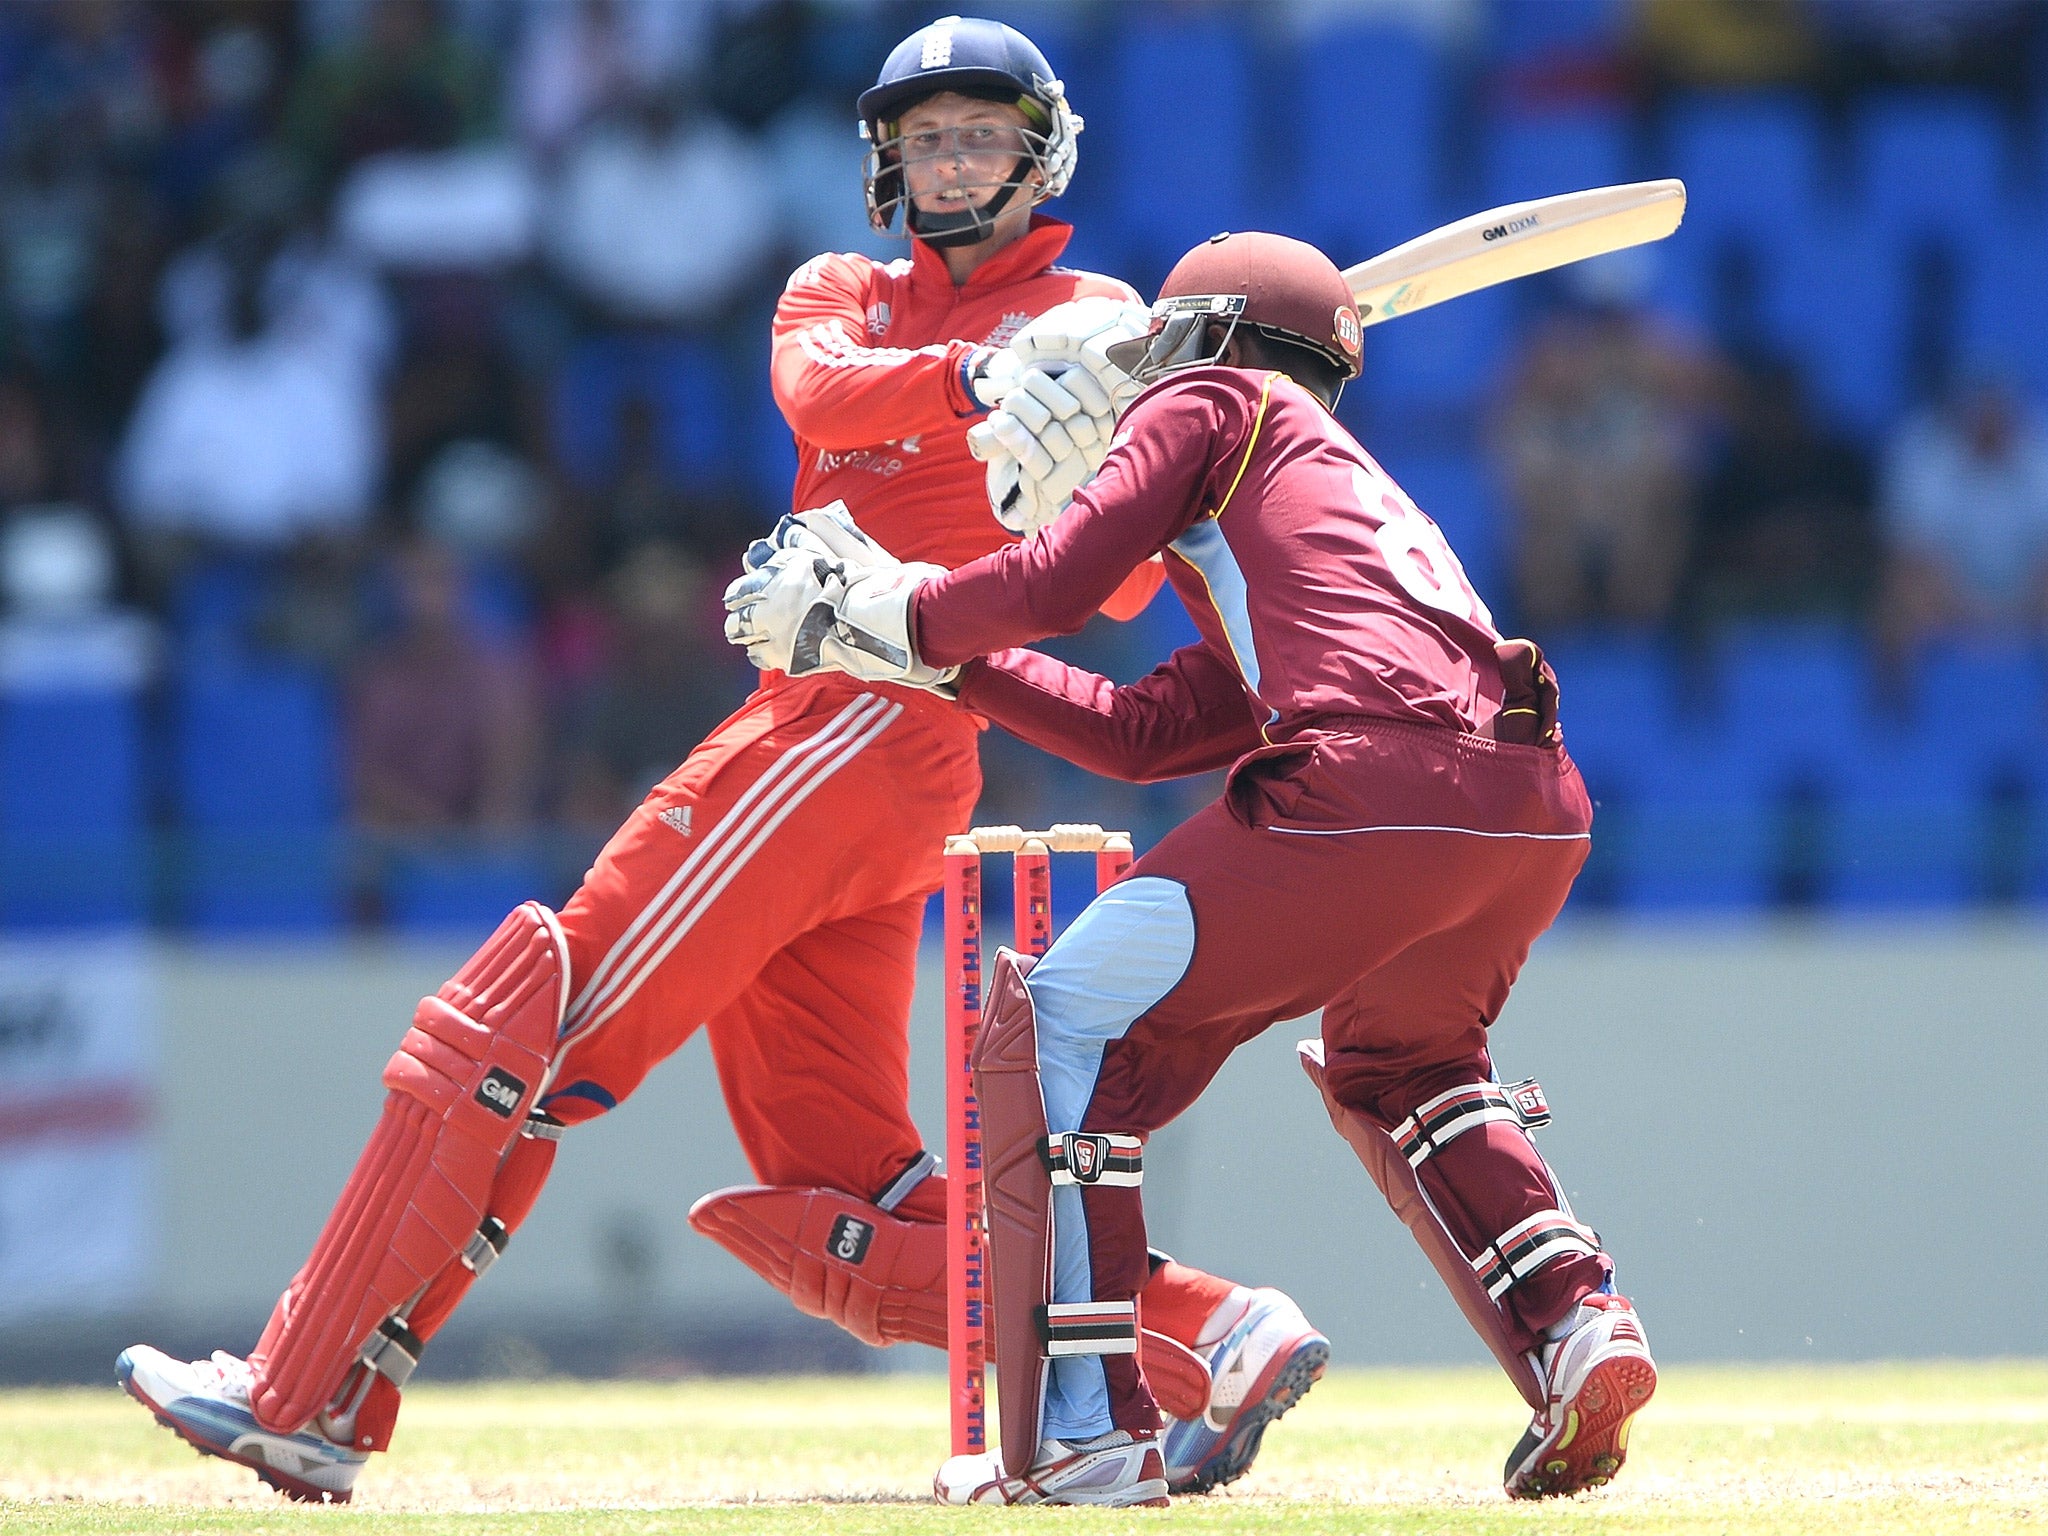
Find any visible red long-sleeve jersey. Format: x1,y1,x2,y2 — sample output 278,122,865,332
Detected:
770,215,1141,574
921,367,1514,780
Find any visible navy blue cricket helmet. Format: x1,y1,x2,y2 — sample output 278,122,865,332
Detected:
858,15,1082,248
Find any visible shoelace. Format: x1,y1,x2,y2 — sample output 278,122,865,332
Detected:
201,1352,255,1402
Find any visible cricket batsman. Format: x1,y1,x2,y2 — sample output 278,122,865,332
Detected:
113,18,1323,1504
725,230,1659,1507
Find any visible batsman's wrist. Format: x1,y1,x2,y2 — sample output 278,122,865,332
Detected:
964,346,1022,413
959,348,993,415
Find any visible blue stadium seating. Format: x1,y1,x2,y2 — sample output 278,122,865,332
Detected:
1854,94,2009,241
1956,214,2048,398
1707,623,1869,791
552,334,738,494
1847,94,2018,414
1356,279,1514,413
168,557,272,659
384,843,551,934
1653,95,1823,338
1485,0,1630,61
1543,632,1682,800
1294,23,1445,259
748,365,800,513
1778,216,1910,434
1831,640,2046,907
1106,15,1254,263
1544,633,1789,908
0,687,148,928
1482,107,1631,209
174,662,343,931
1833,732,1985,908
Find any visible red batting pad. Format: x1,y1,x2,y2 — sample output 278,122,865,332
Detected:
689,1184,948,1348
249,904,565,1433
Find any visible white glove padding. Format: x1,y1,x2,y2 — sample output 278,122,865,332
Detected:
967,300,1150,535
723,543,833,668
790,502,897,570
1008,297,1149,376
968,360,1128,534
723,536,957,692
966,346,1023,410
1010,297,1148,419
727,501,912,658
967,296,1149,412
997,367,1114,467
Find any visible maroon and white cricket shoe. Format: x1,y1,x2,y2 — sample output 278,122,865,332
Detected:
1503,1293,1656,1499
935,1429,1170,1507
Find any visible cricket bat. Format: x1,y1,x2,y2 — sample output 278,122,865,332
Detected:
1345,179,1686,326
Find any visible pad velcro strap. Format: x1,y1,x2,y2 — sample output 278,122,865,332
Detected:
1040,1132,1142,1187
874,1149,938,1213
460,1216,509,1276
359,1315,422,1388
1038,1300,1139,1357
522,1110,565,1142
1472,1210,1602,1300
1394,1079,1551,1168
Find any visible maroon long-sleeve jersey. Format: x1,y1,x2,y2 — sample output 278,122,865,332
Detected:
912,366,1512,783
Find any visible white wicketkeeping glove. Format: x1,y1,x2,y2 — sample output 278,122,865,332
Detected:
723,509,957,691
965,297,1148,534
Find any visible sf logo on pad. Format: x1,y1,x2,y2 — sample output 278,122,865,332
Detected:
474,1068,528,1119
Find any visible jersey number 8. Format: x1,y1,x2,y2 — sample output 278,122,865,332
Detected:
1350,465,1493,628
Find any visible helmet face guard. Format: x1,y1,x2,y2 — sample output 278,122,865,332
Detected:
860,89,1075,249
1125,232,1365,401
857,16,1082,252
1106,294,1247,384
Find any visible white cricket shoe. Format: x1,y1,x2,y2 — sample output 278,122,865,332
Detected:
935,1429,1170,1507
117,1345,367,1503
1162,1286,1329,1494
1503,1292,1657,1499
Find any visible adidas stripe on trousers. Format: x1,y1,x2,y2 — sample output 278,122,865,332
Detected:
541,673,981,1214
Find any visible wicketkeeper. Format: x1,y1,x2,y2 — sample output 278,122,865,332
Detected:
726,231,1659,1507
115,17,1323,1504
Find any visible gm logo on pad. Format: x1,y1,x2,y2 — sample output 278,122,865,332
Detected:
475,1067,528,1119
828,1214,876,1265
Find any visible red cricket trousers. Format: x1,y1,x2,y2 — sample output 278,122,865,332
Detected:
542,672,981,1216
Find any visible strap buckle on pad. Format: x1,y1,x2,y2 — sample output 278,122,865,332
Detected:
1394,1078,1551,1168
461,1216,509,1276
1472,1210,1602,1300
1037,1300,1139,1357
359,1316,422,1388
875,1149,938,1213
1040,1131,1142,1187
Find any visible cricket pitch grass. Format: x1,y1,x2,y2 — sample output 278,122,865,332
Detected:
3,1362,2043,1535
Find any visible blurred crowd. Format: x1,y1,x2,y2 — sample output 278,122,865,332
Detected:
1492,279,2048,658
0,0,893,866
1,0,2046,923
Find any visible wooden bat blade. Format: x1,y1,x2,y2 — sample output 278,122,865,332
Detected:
1346,179,1686,328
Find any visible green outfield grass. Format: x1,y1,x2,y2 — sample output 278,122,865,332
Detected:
3,1363,2043,1535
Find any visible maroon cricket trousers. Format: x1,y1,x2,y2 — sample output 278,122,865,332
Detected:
1025,717,1613,1439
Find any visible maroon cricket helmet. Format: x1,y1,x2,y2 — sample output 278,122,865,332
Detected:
1109,231,1364,385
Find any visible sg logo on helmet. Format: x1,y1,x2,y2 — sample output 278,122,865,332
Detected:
1334,305,1362,357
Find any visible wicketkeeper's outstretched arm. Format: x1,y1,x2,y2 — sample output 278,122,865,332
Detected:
957,642,1264,784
